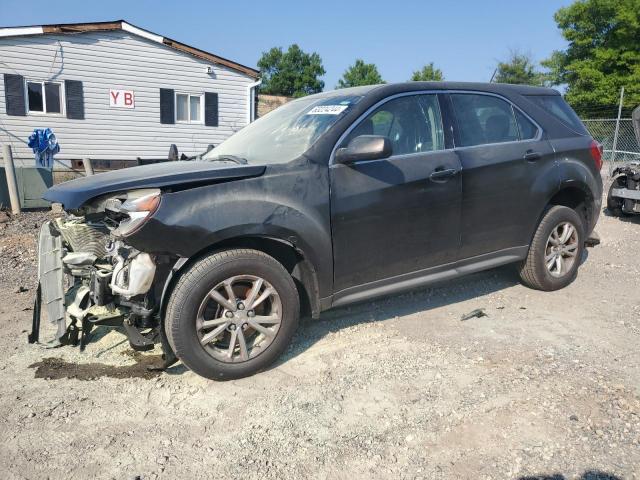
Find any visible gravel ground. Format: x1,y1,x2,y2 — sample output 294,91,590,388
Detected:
0,189,639,480
0,209,51,292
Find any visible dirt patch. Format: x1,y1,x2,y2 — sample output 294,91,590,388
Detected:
29,354,163,380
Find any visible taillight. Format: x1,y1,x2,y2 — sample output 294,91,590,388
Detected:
590,139,603,171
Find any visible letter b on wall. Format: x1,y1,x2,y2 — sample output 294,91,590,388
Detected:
109,89,135,109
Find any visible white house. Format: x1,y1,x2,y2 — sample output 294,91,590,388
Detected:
0,20,261,167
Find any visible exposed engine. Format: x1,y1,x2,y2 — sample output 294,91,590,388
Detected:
30,189,172,364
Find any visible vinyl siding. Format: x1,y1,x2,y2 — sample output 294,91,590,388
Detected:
0,30,255,166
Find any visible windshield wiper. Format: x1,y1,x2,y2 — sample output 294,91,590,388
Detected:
207,155,249,165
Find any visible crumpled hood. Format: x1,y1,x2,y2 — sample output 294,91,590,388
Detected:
44,161,266,209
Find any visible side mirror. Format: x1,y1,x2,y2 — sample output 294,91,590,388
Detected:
335,135,392,164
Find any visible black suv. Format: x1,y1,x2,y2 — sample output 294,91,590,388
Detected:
36,82,603,380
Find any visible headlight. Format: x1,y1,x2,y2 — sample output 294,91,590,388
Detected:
112,189,161,237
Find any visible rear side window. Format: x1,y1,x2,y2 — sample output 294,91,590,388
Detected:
451,94,519,147
525,95,588,135
515,109,538,140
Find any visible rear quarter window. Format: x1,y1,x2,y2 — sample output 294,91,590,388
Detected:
525,95,588,135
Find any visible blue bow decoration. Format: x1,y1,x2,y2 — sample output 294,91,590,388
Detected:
27,128,60,169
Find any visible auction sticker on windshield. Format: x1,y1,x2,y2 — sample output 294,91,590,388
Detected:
307,105,349,115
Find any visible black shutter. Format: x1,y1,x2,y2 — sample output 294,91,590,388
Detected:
4,74,26,116
65,80,85,119
204,92,219,127
160,88,175,124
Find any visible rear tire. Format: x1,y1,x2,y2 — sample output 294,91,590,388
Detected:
166,249,299,380
519,206,585,291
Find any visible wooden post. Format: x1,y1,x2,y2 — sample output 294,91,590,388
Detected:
2,144,21,214
83,157,94,176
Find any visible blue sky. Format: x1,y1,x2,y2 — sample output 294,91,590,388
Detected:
0,0,572,89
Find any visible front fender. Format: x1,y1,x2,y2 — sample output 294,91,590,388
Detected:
126,162,333,297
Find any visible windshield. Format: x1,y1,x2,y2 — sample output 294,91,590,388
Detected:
203,94,363,165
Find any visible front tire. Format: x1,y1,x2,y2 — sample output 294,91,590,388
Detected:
166,249,299,380
519,206,585,291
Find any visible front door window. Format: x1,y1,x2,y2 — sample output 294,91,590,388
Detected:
344,94,445,156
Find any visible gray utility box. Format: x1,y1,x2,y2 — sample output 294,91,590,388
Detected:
0,166,53,209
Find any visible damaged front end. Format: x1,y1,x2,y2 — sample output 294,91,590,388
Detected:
29,189,176,368
608,162,640,215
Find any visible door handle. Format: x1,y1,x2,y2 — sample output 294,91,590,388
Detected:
524,150,542,162
429,167,459,182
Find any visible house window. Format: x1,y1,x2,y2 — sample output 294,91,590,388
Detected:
27,81,62,114
176,93,203,123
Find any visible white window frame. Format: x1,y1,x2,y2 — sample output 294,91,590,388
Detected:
175,92,204,124
25,79,64,116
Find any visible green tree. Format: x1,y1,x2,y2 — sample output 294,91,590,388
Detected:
257,44,325,97
410,63,444,81
337,59,384,88
494,51,544,86
542,0,640,116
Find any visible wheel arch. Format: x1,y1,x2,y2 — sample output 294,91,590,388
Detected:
531,182,594,244
159,235,321,324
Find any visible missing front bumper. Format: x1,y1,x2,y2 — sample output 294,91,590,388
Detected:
28,220,176,369
28,227,126,349
29,221,66,345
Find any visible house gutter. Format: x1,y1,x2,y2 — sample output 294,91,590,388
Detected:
246,79,262,124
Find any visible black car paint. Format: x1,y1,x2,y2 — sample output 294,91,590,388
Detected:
44,82,603,317
329,92,463,291
44,161,266,209
552,136,604,227
456,134,558,259
330,144,462,291
129,157,333,300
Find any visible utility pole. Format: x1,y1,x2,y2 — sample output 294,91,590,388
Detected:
611,86,625,166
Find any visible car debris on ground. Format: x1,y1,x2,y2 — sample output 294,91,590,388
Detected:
460,308,487,321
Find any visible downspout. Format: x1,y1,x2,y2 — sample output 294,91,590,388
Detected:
246,79,262,124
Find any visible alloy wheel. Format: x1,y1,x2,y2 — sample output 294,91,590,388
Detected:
196,275,282,363
545,221,579,278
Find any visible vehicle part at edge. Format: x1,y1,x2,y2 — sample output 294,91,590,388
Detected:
607,105,640,216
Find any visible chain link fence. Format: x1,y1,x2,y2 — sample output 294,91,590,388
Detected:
582,119,640,173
